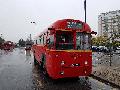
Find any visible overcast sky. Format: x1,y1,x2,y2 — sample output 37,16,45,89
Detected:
0,0,120,42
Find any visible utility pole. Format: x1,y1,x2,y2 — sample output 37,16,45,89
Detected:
110,37,112,66
109,16,115,66
84,0,86,23
109,16,113,66
30,34,32,41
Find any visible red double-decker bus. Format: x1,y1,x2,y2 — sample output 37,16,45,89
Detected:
32,19,96,79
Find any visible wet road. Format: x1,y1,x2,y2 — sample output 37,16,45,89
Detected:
0,48,119,90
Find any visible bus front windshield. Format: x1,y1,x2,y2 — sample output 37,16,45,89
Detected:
76,32,91,50
56,31,74,50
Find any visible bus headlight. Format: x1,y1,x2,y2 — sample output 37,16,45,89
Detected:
60,71,64,75
85,61,88,65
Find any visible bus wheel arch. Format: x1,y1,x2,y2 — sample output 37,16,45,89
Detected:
40,53,46,69
33,51,38,65
40,53,49,76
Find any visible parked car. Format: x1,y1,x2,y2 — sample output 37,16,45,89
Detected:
92,46,99,52
98,46,109,53
116,46,120,53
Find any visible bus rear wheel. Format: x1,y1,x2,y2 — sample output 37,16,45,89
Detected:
39,54,45,69
40,54,48,76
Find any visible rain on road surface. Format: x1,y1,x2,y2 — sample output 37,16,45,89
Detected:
0,48,119,90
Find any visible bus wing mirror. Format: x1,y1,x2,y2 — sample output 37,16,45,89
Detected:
48,28,55,34
48,28,55,30
91,31,97,35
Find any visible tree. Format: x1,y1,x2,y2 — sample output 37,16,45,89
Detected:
18,39,25,47
0,37,5,44
92,36,108,46
92,37,97,46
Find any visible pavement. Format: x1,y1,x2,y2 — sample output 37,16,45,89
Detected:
92,52,120,86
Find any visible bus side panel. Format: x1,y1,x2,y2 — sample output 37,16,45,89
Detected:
45,51,59,78
33,45,44,63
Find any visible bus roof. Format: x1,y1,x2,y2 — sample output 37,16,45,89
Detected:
48,19,91,32
34,19,92,39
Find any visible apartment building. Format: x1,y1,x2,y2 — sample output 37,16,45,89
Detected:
98,10,120,41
